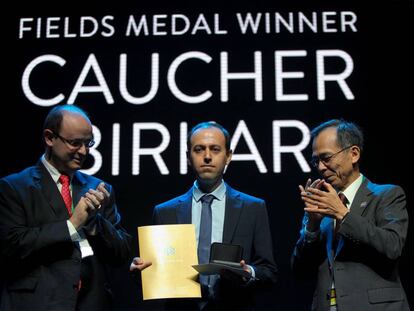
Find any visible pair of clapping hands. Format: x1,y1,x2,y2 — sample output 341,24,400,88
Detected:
69,182,109,230
299,178,349,227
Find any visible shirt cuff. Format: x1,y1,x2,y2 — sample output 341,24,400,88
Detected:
249,265,256,278
245,264,257,283
67,220,82,242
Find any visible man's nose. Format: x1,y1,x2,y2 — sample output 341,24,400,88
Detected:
77,144,88,155
204,150,212,163
317,160,328,172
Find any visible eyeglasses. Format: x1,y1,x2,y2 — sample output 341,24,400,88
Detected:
310,145,353,168
53,132,95,149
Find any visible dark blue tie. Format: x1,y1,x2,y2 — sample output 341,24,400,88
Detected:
198,194,215,296
198,194,215,264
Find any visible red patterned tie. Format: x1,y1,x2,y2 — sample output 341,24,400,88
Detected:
59,174,72,216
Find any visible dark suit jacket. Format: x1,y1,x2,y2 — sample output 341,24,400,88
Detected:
0,161,131,311
152,183,278,311
291,177,410,311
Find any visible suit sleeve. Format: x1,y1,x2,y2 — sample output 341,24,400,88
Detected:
250,201,278,285
83,183,132,265
290,213,326,279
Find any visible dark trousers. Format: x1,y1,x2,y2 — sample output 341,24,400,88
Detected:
76,256,113,311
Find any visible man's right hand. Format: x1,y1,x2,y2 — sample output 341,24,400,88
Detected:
69,197,95,229
69,183,108,230
130,257,152,272
299,178,324,231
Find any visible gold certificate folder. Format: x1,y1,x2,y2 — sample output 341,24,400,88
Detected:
138,224,202,300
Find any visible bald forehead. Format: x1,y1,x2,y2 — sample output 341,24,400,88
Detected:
60,110,92,132
62,110,90,123
190,127,226,145
62,109,89,119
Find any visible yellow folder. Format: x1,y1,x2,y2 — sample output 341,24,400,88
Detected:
138,224,202,300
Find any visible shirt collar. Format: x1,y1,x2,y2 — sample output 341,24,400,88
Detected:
193,180,226,202
41,154,73,184
341,173,364,207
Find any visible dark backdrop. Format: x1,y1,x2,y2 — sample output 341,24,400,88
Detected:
2,1,412,310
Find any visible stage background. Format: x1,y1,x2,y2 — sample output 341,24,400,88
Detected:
2,1,412,310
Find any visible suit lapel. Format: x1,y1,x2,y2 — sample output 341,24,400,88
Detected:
335,177,372,256
349,177,371,216
72,171,88,206
222,185,243,243
176,189,193,224
174,184,244,239
33,161,68,219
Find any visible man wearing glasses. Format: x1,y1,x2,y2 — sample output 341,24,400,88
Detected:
291,119,410,311
0,104,131,311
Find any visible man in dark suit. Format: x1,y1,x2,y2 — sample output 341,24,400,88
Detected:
291,119,410,311
131,121,277,311
0,105,131,311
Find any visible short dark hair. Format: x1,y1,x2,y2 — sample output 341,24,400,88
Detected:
311,119,364,153
187,121,231,151
43,104,90,134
